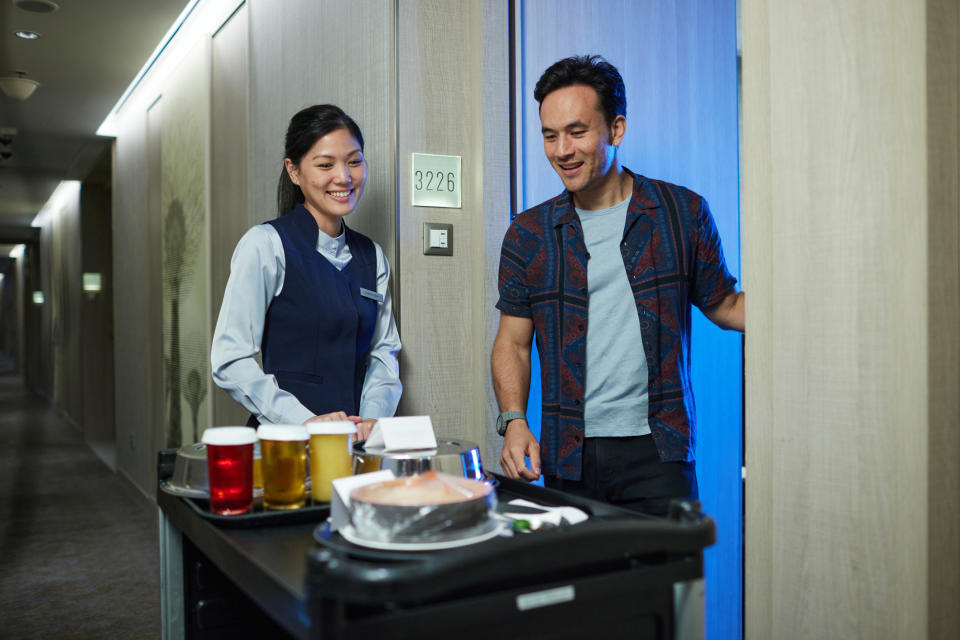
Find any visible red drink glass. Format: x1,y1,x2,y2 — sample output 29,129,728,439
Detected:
202,427,257,515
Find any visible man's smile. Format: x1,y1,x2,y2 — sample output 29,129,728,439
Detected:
557,161,583,176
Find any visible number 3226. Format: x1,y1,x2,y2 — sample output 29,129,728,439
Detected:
415,170,455,192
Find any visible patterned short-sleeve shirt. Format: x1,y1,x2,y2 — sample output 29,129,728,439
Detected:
496,170,737,479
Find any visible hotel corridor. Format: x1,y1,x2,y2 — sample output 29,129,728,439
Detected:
0,355,160,639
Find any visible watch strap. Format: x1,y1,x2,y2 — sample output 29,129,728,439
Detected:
496,411,526,436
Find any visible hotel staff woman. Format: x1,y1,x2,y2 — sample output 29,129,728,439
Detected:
211,104,401,439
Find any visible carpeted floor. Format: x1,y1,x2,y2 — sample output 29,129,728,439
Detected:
0,358,160,639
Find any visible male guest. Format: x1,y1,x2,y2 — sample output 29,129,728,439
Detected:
493,55,744,515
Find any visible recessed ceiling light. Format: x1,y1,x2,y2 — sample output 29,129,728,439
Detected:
15,30,41,40
13,0,59,13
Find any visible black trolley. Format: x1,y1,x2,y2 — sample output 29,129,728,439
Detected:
307,475,713,640
158,451,712,639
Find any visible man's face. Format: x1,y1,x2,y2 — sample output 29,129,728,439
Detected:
539,84,624,199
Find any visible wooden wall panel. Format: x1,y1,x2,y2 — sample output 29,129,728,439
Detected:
210,4,252,427
740,0,774,635
480,0,513,486
80,179,116,466
248,0,395,266
22,243,46,391
37,215,53,399
112,105,165,497
146,101,166,492
160,39,213,448
48,185,83,425
37,215,52,398
925,0,960,634
742,0,959,637
396,0,500,446
14,254,25,375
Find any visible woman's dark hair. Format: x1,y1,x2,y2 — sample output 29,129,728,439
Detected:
533,55,626,128
277,104,365,216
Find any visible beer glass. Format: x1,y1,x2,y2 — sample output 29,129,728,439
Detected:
307,421,357,502
201,427,257,515
258,425,308,510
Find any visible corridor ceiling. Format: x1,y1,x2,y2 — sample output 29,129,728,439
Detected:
0,0,189,254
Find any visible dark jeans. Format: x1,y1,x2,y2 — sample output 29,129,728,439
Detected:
543,434,698,517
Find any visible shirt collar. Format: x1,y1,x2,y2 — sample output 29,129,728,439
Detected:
316,224,347,256
552,168,661,227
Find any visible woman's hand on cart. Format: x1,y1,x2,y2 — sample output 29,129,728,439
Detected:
353,418,377,440
303,412,375,440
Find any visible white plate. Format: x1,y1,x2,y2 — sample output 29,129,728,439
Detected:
338,520,506,551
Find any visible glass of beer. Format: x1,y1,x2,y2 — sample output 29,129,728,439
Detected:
202,427,257,515
307,421,357,503
258,425,308,510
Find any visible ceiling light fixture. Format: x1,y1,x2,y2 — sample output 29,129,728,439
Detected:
0,71,40,101
15,30,41,40
32,180,80,228
13,0,59,13
97,0,244,137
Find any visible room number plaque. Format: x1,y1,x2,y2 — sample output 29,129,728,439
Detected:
411,153,461,209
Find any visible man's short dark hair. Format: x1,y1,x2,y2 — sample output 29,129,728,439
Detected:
533,55,626,127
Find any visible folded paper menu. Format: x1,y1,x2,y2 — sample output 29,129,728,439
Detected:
330,470,396,532
364,415,437,451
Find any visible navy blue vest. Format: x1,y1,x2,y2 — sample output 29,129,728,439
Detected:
261,204,378,417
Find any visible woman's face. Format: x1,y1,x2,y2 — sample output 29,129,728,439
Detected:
285,127,366,235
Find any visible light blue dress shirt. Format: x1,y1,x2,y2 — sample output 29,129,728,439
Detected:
211,223,402,425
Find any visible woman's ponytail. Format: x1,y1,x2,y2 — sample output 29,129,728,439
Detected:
276,167,302,217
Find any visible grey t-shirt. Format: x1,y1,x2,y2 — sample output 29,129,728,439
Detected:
577,196,651,438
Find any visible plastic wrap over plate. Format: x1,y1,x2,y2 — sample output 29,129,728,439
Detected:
348,471,496,543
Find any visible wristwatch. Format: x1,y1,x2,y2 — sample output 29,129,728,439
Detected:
496,411,526,436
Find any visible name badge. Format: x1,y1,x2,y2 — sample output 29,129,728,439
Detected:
360,288,384,302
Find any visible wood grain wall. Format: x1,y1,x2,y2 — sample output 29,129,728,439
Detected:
741,0,959,637
13,252,26,377
210,4,252,428
480,0,513,485
112,102,165,495
925,2,960,637
42,185,82,424
22,244,45,391
395,0,507,448
247,0,396,266
80,179,116,461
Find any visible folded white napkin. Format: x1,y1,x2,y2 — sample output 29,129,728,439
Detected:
502,498,589,527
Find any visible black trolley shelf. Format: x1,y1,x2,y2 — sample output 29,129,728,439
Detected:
157,449,714,640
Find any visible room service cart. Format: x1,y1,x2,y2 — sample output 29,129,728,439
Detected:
156,449,713,639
